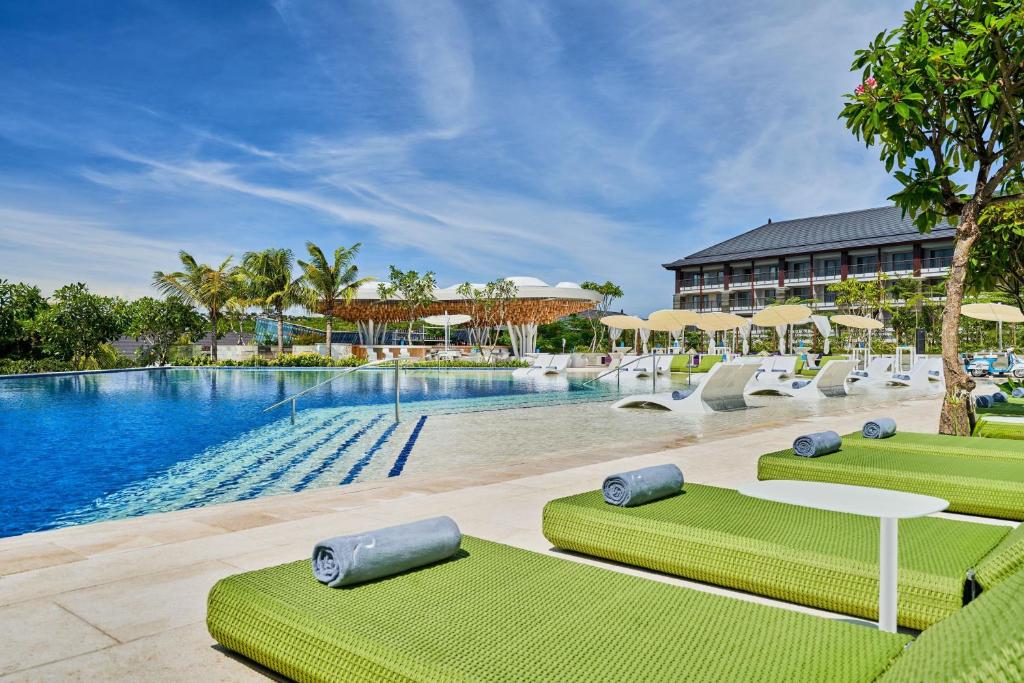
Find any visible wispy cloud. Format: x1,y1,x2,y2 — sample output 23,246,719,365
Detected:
0,0,911,312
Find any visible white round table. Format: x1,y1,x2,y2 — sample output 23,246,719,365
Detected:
738,480,948,632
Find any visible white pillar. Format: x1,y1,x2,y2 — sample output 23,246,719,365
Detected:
879,517,898,633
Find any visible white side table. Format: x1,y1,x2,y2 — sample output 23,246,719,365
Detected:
737,480,948,632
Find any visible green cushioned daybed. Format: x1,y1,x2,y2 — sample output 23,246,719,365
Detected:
207,536,910,683
978,401,1024,418
842,430,1024,461
758,444,1024,520
207,535,1024,682
543,483,1021,629
974,418,1024,441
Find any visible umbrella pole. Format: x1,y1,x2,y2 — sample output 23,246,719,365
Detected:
999,320,1003,350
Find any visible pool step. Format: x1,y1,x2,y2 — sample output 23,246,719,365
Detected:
51,409,428,528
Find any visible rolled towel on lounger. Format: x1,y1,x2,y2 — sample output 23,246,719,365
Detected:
862,417,897,439
791,380,811,390
976,394,994,409
312,516,461,588
603,464,684,507
1013,388,1024,399
671,388,694,400
792,431,842,457
992,391,1009,403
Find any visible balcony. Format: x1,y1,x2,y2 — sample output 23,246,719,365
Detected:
920,255,952,274
677,275,724,292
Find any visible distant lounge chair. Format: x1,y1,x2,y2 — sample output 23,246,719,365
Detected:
974,416,1024,441
848,356,892,383
748,360,857,399
843,429,1024,460
207,533,1024,682
512,353,553,378
543,481,1023,629
655,354,674,375
885,358,933,389
544,354,570,374
612,362,758,413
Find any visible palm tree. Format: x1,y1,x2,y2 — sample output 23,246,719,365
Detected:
240,248,305,355
298,241,371,359
153,251,237,361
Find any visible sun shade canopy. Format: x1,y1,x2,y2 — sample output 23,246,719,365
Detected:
697,312,747,332
751,305,813,327
831,314,884,330
961,303,1024,323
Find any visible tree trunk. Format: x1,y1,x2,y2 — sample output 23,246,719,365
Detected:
210,309,218,361
939,203,981,436
325,317,333,360
276,313,284,356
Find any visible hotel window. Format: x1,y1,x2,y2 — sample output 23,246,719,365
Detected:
925,248,953,268
851,254,878,274
787,261,810,279
816,258,840,277
887,252,913,271
733,291,751,307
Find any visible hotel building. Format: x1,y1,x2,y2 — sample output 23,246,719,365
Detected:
663,206,954,315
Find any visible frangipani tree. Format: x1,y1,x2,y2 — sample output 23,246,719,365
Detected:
840,0,1024,435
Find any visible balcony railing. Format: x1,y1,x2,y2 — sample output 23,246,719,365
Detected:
920,255,952,270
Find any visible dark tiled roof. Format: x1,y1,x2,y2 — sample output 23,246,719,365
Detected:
662,206,956,269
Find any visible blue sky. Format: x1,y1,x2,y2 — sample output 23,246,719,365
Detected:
0,0,908,313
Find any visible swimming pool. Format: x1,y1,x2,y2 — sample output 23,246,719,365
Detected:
0,367,634,538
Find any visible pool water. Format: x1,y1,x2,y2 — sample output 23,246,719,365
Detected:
0,367,636,538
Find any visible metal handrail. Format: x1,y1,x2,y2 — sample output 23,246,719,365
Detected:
584,352,692,391
263,356,406,424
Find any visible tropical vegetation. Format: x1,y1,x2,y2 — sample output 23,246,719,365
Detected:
840,0,1024,434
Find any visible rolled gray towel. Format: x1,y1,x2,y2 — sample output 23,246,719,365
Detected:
671,388,694,400
311,516,461,588
1013,388,1024,399
793,431,842,457
791,380,811,390
603,464,683,507
863,418,897,439
992,391,1009,403
893,373,911,381
976,394,994,409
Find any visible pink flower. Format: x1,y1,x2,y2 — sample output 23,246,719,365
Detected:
865,76,877,88
855,84,865,95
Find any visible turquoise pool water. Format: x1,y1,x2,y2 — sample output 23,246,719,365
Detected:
0,367,629,538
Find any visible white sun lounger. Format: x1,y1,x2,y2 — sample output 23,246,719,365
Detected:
611,362,759,414
926,357,944,382
613,354,653,377
655,355,674,375
748,360,857,400
513,353,553,378
544,354,570,374
848,356,893,383
885,358,934,389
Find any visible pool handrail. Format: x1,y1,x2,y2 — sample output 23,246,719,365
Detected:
584,352,690,391
263,357,405,424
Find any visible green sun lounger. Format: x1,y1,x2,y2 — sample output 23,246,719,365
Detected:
974,418,1024,441
977,400,1024,417
758,443,1024,520
842,430,1024,461
543,483,1023,629
207,535,1024,682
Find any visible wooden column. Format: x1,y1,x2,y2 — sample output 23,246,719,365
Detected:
913,243,922,276
840,251,849,280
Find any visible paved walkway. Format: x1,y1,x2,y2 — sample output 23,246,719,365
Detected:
0,396,980,681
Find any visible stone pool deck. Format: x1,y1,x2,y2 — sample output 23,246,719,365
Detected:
0,394,994,681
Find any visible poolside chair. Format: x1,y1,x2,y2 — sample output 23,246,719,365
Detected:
848,356,893,383
974,416,1024,440
748,360,857,400
655,354,674,375
207,534,1024,682
842,428,1024,461
544,354,570,375
758,440,1024,520
543,481,1024,629
884,358,933,390
612,362,758,413
512,353,553,378
926,357,944,382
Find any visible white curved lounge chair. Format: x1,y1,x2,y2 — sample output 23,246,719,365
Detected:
544,354,570,375
926,357,944,382
611,362,759,414
885,358,933,390
655,355,674,375
748,360,858,400
848,356,893,383
513,353,553,378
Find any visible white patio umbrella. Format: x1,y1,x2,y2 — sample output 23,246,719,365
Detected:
961,302,1024,349
601,314,646,352
697,312,747,353
752,305,813,354
421,313,471,354
831,314,884,365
